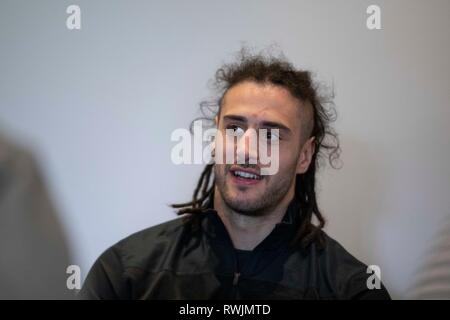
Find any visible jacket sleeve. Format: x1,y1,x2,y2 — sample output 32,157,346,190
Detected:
79,246,130,300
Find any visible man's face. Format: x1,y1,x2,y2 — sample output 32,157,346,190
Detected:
214,81,315,215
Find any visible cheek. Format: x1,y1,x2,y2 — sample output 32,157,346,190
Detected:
278,148,300,173
215,163,226,174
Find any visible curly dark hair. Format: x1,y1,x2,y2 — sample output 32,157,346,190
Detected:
172,48,341,249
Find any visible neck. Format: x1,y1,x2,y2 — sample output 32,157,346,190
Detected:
214,186,294,250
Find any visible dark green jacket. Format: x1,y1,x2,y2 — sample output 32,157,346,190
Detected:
80,200,390,300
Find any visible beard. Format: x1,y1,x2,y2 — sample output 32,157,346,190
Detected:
214,163,296,216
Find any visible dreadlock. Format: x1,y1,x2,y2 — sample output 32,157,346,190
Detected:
171,48,341,249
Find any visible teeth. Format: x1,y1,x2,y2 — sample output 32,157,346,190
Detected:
233,170,261,180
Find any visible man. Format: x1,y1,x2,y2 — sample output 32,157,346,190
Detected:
80,51,390,299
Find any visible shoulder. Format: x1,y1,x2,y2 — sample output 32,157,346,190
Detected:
80,214,199,299
320,232,367,274
111,214,197,269
311,231,391,299
117,215,191,247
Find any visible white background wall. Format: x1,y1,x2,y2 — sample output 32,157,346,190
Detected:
1,0,449,299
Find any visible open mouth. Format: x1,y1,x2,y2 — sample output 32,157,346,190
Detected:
232,170,262,180
229,167,263,183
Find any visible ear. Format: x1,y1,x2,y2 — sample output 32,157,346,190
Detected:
296,136,315,174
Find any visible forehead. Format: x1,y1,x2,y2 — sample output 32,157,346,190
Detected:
220,81,302,127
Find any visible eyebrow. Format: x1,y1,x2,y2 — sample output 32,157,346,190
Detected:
222,114,292,134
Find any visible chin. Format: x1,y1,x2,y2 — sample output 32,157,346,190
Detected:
223,194,266,215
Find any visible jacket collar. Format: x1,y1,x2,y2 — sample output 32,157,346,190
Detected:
202,198,303,251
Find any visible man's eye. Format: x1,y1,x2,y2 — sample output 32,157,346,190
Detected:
226,125,245,136
266,130,280,141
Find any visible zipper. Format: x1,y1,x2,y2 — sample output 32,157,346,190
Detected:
231,248,240,299
232,272,240,286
